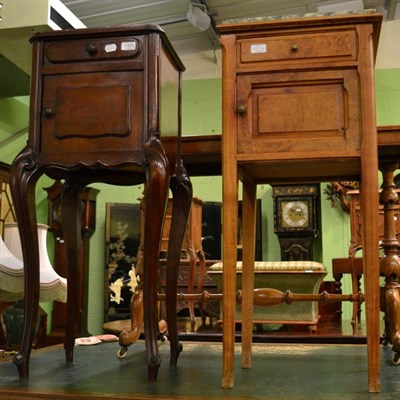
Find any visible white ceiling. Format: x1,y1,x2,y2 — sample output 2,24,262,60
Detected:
59,0,399,79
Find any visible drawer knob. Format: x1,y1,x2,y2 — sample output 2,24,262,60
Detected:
43,108,54,118
237,104,247,114
291,43,299,52
86,43,97,55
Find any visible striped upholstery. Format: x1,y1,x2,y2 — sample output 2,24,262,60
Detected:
209,261,326,272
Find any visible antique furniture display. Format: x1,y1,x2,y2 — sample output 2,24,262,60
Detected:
169,125,400,381
375,125,400,365
158,197,206,330
10,25,191,382
218,12,382,393
272,184,319,261
118,195,206,357
347,188,400,333
208,260,326,332
159,259,219,322
46,180,99,343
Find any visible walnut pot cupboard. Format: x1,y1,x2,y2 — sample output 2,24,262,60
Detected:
10,25,192,382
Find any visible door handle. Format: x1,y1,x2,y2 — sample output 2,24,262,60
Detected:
237,102,247,114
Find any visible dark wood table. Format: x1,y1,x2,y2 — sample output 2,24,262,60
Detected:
168,126,400,176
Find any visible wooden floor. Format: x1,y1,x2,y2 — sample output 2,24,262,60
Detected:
1,319,398,400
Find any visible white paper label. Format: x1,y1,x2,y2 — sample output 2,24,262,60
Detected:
104,43,117,53
121,41,137,51
250,44,267,54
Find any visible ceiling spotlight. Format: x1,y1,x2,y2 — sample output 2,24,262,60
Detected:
187,2,211,32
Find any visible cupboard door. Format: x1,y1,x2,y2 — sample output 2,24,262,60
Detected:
41,71,144,157
236,69,360,159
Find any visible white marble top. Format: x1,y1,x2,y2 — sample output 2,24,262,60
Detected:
222,9,377,25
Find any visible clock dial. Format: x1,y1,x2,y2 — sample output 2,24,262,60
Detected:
272,185,319,260
52,199,86,226
281,200,309,228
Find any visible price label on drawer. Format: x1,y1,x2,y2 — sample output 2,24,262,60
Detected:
251,43,267,53
121,41,137,51
105,43,117,53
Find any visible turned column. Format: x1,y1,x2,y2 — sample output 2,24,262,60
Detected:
379,162,400,364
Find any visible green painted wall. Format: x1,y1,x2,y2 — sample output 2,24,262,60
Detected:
375,69,400,126
1,69,399,334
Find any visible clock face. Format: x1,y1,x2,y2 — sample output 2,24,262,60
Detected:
52,198,86,226
281,200,309,228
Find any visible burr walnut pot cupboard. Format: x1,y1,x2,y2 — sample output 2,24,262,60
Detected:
217,12,383,392
10,25,192,382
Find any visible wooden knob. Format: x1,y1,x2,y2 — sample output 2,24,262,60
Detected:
86,43,97,55
43,108,54,118
237,104,247,114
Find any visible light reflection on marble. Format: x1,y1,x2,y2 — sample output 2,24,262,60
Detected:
222,9,377,25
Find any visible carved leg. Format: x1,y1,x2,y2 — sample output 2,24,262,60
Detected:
61,181,84,363
167,166,192,366
10,147,40,379
187,247,197,332
241,182,257,369
118,289,144,355
143,138,170,382
379,162,400,364
332,271,343,295
380,287,390,346
196,248,207,326
385,288,400,363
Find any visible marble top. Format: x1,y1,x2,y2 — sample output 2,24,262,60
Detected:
222,9,377,25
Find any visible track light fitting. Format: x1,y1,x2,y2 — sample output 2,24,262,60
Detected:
187,2,211,32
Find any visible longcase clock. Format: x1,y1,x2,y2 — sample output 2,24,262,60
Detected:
45,180,99,344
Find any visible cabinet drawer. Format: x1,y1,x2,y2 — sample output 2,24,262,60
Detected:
238,30,357,66
46,36,142,63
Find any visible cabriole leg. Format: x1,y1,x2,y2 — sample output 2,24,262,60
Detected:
10,147,40,379
166,166,192,366
143,138,170,382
